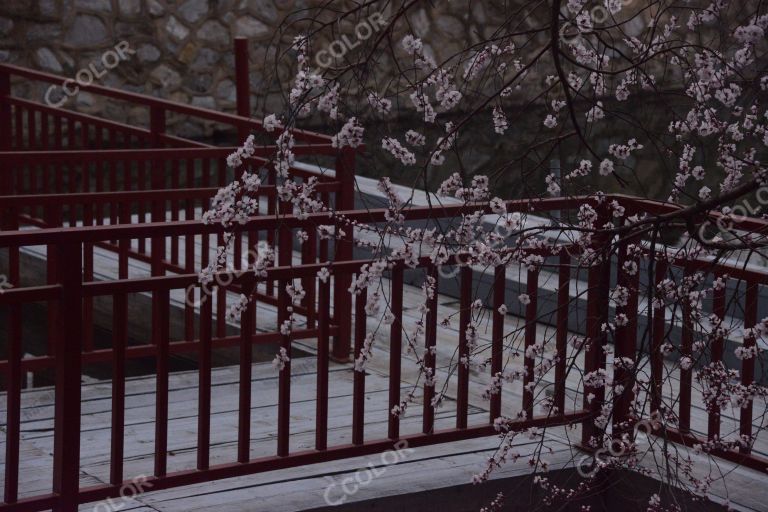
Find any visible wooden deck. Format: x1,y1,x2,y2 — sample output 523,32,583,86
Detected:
2,204,768,510
2,356,767,511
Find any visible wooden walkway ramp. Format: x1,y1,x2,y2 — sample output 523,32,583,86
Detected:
3,215,768,511
2,356,767,511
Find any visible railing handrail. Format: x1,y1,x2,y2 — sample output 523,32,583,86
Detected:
3,193,768,511
2,194,767,244
0,195,594,246
0,62,334,144
0,144,339,163
0,180,344,206
3,96,211,148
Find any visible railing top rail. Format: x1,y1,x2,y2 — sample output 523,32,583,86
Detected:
2,195,767,242
618,194,768,237
4,96,211,148
0,196,594,246
0,144,339,162
0,181,342,205
2,194,767,280
0,62,333,144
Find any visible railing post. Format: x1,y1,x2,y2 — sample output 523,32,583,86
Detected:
613,226,640,443
0,70,14,229
581,203,612,449
331,147,355,360
0,69,10,150
149,105,165,148
52,242,83,512
234,37,251,143
149,105,166,272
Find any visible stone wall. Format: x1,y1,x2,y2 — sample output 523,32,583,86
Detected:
0,0,516,138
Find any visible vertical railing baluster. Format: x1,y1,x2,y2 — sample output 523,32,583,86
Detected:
741,280,758,453
83,202,95,352
137,158,146,254
108,129,118,234
44,203,62,357
613,235,639,440
490,265,505,422
352,284,367,445
457,266,471,429
316,275,330,450
27,105,36,151
581,207,611,448
153,287,170,477
238,281,254,463
234,37,251,143
709,272,726,440
151,192,169,475
216,229,227,340
277,235,292,456
277,282,292,457
170,159,180,265
0,68,10,148
302,228,316,328
184,159,196,342
423,265,438,434
679,265,693,433
110,289,127,485
13,103,22,150
94,128,103,224
554,252,570,415
52,242,83,512
650,259,667,415
388,263,404,440
197,289,212,470
3,238,21,505
523,268,538,420
331,148,355,360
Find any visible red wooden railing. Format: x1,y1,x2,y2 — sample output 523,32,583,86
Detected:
1,195,767,511
0,36,358,359
0,39,767,512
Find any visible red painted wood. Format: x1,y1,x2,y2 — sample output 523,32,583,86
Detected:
709,273,726,440
197,290,213,471
388,264,404,440
331,149,355,360
110,293,127,485
317,278,331,451
741,281,758,453
52,243,83,512
491,265,505,422
457,266,471,429
613,236,639,438
554,252,570,415
423,265,438,434
679,265,694,433
650,259,667,415
352,285,367,445
238,283,254,463
523,268,538,420
153,288,170,477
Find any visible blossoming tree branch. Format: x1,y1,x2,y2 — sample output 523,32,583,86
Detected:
201,1,768,510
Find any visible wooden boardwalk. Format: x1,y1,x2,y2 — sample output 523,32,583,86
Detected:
2,356,767,511
2,205,768,510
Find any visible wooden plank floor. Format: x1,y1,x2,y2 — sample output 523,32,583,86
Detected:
3,219,768,510
1,354,767,511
